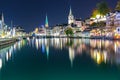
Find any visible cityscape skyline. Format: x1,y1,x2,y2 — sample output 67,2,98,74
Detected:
0,0,118,32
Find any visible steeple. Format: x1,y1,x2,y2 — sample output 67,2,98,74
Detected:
69,6,72,15
2,13,4,25
68,6,74,24
45,14,49,28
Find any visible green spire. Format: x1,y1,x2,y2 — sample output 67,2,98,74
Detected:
45,14,49,28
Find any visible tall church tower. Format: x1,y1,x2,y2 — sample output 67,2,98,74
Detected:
45,14,49,28
2,13,5,28
0,13,4,30
68,7,74,24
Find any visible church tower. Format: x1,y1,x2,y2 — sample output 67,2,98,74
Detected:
0,13,4,30
45,14,49,28
2,13,5,29
68,7,74,25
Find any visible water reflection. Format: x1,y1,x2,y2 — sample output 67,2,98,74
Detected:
0,40,26,70
31,38,120,67
1,38,120,69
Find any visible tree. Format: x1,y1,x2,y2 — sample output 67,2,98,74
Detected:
97,1,110,17
65,27,74,36
115,0,120,11
91,9,100,18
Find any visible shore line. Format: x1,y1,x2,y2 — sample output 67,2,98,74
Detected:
32,36,117,40
0,38,18,46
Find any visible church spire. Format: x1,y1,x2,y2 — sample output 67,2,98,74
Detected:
2,13,4,24
68,6,74,24
45,14,49,28
69,6,72,15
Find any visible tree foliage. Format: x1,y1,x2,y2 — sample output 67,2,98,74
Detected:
97,1,110,16
65,27,74,36
91,9,100,18
115,0,120,11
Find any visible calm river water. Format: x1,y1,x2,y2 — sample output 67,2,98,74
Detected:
0,38,120,80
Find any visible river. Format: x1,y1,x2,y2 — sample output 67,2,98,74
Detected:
0,38,120,80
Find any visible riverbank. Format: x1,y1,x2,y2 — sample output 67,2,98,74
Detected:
0,38,17,46
32,35,116,40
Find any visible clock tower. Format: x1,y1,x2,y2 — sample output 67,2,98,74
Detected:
68,7,74,25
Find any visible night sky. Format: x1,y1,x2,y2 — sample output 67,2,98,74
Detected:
0,0,118,32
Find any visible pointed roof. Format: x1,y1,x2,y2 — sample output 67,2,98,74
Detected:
69,6,73,15
0,13,4,22
2,13,4,22
45,14,49,27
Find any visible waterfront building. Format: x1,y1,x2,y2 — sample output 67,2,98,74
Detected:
67,7,86,36
14,26,26,37
74,18,83,27
34,27,46,36
52,26,60,36
68,7,84,28
106,11,120,28
106,11,120,38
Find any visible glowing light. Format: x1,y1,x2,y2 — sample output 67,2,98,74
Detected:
35,28,39,33
96,52,101,64
0,58,2,69
42,43,45,53
6,52,9,61
35,39,39,50
96,14,100,19
69,47,75,67
46,46,49,60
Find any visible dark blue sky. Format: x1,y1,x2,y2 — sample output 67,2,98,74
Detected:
0,0,118,32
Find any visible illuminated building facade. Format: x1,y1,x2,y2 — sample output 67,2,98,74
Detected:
106,11,120,28
74,19,83,27
106,11,120,39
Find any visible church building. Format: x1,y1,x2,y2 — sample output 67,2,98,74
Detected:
68,7,83,28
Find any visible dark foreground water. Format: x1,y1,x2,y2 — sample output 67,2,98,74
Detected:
0,38,120,80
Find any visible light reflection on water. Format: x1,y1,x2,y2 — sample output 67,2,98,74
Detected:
0,40,26,70
0,38,120,70
28,38,120,67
